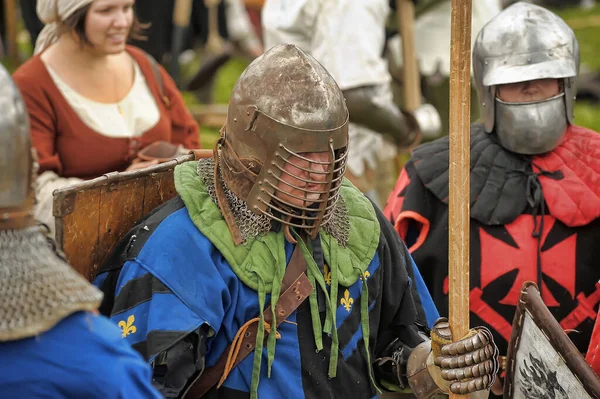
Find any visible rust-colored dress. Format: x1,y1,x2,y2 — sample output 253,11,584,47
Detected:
13,45,200,179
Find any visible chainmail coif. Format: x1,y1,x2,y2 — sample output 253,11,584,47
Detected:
0,227,102,341
197,158,350,245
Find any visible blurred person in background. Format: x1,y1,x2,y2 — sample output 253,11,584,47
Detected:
14,0,262,61
12,0,200,237
386,0,502,140
262,0,442,208
129,0,262,65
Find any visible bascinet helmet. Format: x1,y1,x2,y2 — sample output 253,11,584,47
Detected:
217,44,349,243
0,64,102,342
0,63,35,230
473,2,580,155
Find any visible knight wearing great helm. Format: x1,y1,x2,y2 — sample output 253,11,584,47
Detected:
0,64,161,398
96,44,498,399
385,2,600,395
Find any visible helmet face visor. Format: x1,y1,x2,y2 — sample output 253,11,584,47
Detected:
241,106,349,238
494,93,568,155
257,144,348,236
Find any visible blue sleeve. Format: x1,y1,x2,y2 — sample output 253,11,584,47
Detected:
107,258,208,361
408,254,439,329
406,222,438,328
0,312,163,399
100,209,232,363
86,314,165,399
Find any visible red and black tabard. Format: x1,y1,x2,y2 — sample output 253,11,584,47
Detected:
384,123,600,361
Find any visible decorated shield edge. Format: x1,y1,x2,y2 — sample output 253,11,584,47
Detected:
503,281,600,398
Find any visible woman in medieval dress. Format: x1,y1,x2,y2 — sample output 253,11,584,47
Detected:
12,0,200,236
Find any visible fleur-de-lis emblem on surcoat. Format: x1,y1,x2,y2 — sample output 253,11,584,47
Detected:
118,315,137,338
341,289,354,312
324,264,332,286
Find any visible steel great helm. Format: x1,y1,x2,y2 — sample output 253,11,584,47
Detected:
473,2,579,155
216,44,349,243
0,63,35,230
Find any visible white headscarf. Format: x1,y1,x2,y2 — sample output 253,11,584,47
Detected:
34,0,95,54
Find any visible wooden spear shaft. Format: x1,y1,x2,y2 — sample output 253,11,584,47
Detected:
448,0,472,398
4,0,18,62
394,0,421,172
397,0,421,112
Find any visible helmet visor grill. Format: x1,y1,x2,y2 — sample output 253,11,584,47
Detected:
256,144,347,234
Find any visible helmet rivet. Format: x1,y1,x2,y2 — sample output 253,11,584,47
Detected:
233,118,237,122
482,102,486,107
484,61,488,65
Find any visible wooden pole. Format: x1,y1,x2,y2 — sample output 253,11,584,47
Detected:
448,0,472,398
397,0,421,112
244,0,264,9
169,0,193,86
394,0,421,173
4,0,18,62
205,0,225,54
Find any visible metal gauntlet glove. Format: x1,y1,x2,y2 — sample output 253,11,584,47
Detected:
406,317,499,398
432,317,500,395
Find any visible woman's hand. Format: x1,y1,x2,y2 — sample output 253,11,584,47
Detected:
125,159,159,171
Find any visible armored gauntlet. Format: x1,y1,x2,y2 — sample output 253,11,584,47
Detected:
431,318,499,394
406,318,499,398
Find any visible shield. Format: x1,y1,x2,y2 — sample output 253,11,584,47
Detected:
503,281,600,398
52,151,211,282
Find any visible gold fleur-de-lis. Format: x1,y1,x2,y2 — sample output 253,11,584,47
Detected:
324,264,332,286
118,315,137,338
363,271,370,281
341,289,354,312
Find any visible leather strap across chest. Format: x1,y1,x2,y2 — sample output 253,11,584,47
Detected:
182,243,313,398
